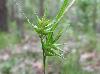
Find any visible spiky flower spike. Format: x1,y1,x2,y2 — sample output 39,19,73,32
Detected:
27,0,75,74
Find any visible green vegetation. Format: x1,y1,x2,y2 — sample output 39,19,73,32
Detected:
27,0,75,73
0,0,99,74
61,53,93,74
0,22,21,49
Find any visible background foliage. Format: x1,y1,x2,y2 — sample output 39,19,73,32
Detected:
0,0,100,74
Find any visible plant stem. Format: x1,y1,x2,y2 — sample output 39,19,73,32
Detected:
43,51,46,74
40,36,46,74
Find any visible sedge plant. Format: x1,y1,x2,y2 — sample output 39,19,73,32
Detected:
26,0,75,74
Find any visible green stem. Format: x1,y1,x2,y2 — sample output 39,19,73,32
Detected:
40,36,46,74
43,51,46,74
